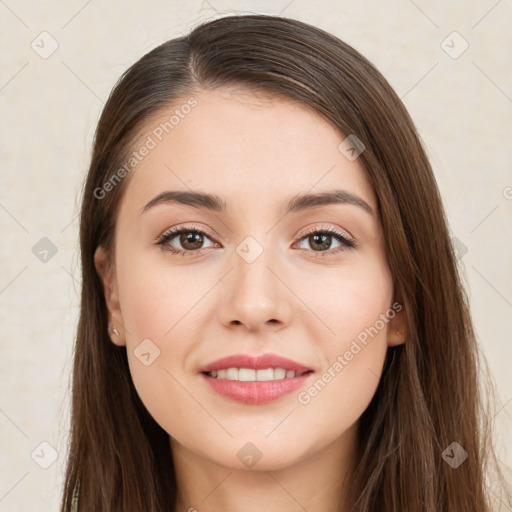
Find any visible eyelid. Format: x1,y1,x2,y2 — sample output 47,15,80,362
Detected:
293,224,357,255
156,224,220,256
297,224,354,243
158,223,218,242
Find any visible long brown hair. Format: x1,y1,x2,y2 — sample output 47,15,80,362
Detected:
60,14,509,512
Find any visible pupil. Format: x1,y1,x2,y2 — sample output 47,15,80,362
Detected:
312,234,330,251
182,232,203,249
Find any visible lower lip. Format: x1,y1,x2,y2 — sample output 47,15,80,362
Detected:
200,372,314,404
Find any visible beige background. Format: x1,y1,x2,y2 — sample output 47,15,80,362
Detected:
1,1,511,510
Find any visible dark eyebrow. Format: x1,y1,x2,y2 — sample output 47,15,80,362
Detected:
284,189,373,216
141,191,226,214
141,189,373,216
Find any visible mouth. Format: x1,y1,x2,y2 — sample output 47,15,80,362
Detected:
198,353,315,404
204,367,313,381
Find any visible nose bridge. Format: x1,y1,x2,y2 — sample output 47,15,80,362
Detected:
217,233,290,329
234,234,279,308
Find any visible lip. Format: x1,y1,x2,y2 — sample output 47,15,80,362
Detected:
201,372,314,404
198,353,314,404
198,353,313,373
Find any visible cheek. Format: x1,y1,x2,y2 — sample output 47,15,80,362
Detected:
116,248,212,340
115,250,214,434
295,255,394,347
295,337,387,448
293,257,393,416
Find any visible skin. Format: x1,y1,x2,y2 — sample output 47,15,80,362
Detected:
94,87,408,512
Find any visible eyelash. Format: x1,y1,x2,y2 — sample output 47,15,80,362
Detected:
155,225,357,258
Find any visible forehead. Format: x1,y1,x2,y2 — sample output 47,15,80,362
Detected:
119,87,376,216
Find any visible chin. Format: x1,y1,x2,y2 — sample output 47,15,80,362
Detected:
205,437,312,472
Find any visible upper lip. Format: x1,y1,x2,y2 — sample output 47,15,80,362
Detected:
199,353,313,373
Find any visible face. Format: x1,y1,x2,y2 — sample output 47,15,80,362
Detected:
94,87,407,471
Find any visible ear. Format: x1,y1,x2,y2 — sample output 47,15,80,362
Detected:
94,245,126,347
386,299,408,347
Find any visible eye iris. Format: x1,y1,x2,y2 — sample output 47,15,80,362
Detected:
181,231,204,250
310,233,331,251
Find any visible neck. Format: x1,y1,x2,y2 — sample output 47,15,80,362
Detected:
171,422,359,512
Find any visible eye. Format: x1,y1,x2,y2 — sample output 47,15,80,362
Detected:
294,226,356,257
156,226,218,256
155,224,356,258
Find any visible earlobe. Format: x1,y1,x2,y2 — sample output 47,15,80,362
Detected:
386,302,408,347
93,246,126,347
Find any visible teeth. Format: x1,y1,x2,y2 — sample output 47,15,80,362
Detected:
226,367,239,380
239,368,256,381
256,368,274,381
208,367,305,381
274,368,286,379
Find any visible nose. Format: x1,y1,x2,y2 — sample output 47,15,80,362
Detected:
216,246,292,332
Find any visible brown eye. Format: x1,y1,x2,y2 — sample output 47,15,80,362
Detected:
306,233,333,251
157,227,217,255
179,231,206,250
295,227,356,256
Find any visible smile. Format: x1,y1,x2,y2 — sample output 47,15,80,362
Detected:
198,353,315,404
206,367,311,381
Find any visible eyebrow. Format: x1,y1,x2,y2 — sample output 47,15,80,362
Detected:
141,189,373,216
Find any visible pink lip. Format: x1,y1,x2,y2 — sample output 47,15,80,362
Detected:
201,372,313,404
198,353,314,404
198,353,312,373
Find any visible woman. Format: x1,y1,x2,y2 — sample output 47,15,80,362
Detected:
60,14,509,512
